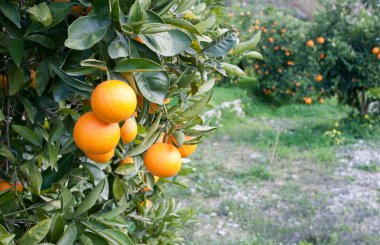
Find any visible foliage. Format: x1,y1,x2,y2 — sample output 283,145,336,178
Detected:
0,0,260,244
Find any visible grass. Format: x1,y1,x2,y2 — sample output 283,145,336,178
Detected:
168,86,380,244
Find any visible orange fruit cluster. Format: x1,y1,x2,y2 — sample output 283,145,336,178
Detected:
0,179,23,192
74,80,137,163
73,79,198,179
372,47,380,60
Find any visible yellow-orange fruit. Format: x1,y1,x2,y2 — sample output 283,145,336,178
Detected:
73,112,120,154
320,53,326,59
317,37,325,44
120,117,138,144
85,149,114,163
378,53,380,60
144,143,182,178
0,180,12,192
304,97,312,105
306,40,314,47
315,74,323,82
91,80,137,123
372,47,380,55
169,135,198,158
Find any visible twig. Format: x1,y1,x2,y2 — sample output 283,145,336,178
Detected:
5,96,11,174
270,130,281,165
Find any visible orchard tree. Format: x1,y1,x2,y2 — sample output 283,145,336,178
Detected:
0,0,260,244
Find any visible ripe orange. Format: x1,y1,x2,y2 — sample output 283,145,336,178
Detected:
319,98,325,103
144,176,159,191
73,112,120,154
315,74,323,82
121,117,138,144
372,47,380,55
144,143,182,178
317,37,325,44
320,53,326,59
91,80,137,123
169,135,198,158
285,51,291,56
0,180,12,192
119,156,134,165
287,61,294,66
306,40,314,47
378,53,380,60
30,69,36,89
268,37,274,43
85,149,114,163
304,97,312,105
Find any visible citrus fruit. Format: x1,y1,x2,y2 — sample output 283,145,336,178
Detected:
91,80,137,123
120,117,138,144
85,149,114,163
372,47,380,55
315,74,323,82
320,53,326,59
317,37,325,44
304,97,312,105
144,143,182,178
0,180,12,192
169,135,198,158
306,40,314,47
73,112,120,154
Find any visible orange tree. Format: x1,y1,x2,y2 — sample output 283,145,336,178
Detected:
310,0,380,115
0,0,257,243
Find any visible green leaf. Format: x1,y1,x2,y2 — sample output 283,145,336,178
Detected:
52,65,93,95
42,155,73,190
26,3,52,27
141,23,175,34
114,164,136,176
0,145,16,163
49,214,65,243
126,130,160,157
177,92,213,121
49,121,64,143
74,179,105,217
128,0,146,33
114,58,164,73
172,131,185,147
61,185,75,219
100,203,130,219
0,1,21,28
243,51,263,60
134,71,170,105
108,33,129,59
19,219,51,245
7,38,24,67
112,176,124,201
140,29,192,56
81,232,108,245
163,17,202,36
99,229,133,245
25,2,75,35
35,58,51,96
233,31,261,54
0,233,15,245
12,125,42,146
8,64,23,95
175,0,196,13
197,79,215,95
56,223,77,245
80,59,107,71
47,143,59,171
26,34,56,49
221,62,246,77
65,16,111,50
19,97,35,123
28,162,42,194
201,30,238,57
195,16,216,34
204,59,226,76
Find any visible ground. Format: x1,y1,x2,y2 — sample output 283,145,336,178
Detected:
167,87,380,245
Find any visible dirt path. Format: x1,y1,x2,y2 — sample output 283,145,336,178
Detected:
170,119,380,244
